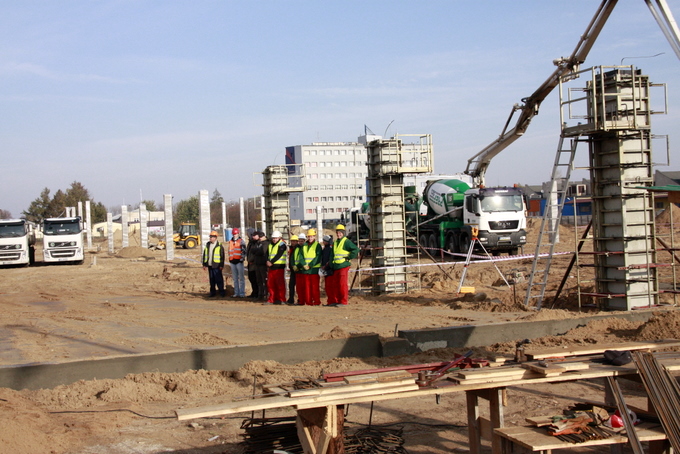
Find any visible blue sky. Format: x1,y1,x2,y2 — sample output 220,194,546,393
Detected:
2,1,679,218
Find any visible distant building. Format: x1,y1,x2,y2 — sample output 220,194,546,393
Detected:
286,142,369,223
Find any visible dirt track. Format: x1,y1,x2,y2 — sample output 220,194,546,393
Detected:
0,217,678,453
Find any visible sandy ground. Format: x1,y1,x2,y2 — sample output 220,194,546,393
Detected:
1,213,678,453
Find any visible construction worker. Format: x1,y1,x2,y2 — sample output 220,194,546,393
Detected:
325,224,359,306
254,231,269,301
292,233,307,305
246,230,260,298
266,231,287,304
227,228,246,298
296,228,322,305
286,234,300,305
202,230,226,297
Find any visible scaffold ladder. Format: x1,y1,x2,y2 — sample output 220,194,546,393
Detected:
524,135,583,309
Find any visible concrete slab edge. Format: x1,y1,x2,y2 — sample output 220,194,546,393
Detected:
0,311,662,390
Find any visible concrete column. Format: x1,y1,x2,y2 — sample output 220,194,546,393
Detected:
77,201,83,220
239,197,245,235
164,194,174,261
199,190,210,246
140,203,148,249
107,213,114,254
221,202,227,239
261,196,267,236
121,205,129,248
316,206,323,234
85,201,92,250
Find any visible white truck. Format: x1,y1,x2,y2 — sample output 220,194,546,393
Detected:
0,219,36,266
43,217,84,264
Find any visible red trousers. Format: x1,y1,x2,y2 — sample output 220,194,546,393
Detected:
267,268,286,303
297,273,321,306
326,266,350,305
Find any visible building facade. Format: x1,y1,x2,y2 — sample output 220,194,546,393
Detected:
286,142,369,223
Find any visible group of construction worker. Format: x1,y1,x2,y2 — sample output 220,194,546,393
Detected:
202,224,359,307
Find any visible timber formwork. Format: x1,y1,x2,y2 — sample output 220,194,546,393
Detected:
365,135,432,294
561,66,662,310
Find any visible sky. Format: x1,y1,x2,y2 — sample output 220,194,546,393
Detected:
2,0,679,218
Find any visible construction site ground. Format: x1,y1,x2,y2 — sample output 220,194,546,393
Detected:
1,211,679,454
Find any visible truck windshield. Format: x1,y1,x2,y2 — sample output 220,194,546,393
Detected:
0,223,25,238
44,221,81,235
480,194,524,213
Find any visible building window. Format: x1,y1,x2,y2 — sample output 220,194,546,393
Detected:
340,161,347,167
321,197,327,202
311,173,318,179
310,150,317,156
314,197,319,202
306,209,314,214
340,150,347,155
335,185,342,190
342,185,348,190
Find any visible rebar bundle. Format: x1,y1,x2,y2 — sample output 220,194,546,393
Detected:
239,416,303,454
632,351,680,452
345,427,409,454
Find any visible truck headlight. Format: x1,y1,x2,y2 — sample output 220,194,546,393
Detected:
49,242,56,247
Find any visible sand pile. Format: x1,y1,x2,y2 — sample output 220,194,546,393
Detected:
116,246,156,258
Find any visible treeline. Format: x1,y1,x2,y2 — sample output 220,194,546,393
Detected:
3,185,260,231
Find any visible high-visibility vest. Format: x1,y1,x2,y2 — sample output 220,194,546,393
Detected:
333,237,349,264
302,242,320,268
228,239,244,261
268,241,287,265
203,242,222,265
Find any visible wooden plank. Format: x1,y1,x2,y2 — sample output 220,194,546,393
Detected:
176,382,419,420
456,366,527,379
522,363,566,377
343,370,413,384
289,377,415,397
295,383,420,410
524,340,680,361
495,422,666,451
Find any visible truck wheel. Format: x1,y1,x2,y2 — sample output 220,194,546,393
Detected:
509,248,519,256
459,234,471,254
185,238,197,249
445,233,456,253
428,234,438,252
419,234,429,253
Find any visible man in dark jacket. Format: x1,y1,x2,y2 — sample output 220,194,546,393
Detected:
246,231,260,298
253,231,269,301
202,230,226,297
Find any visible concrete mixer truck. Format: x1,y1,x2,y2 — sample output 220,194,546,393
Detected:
415,179,526,256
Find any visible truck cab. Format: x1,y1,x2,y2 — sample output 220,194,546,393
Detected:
463,186,527,254
0,219,36,266
43,217,84,264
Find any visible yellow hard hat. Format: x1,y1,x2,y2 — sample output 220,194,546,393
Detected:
307,228,317,236
335,224,346,231
290,235,298,241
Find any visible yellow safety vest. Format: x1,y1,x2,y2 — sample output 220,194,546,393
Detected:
303,242,320,268
203,242,222,265
268,241,287,265
333,237,349,264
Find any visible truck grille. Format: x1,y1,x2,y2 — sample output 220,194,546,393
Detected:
50,249,77,258
489,220,519,230
0,252,21,260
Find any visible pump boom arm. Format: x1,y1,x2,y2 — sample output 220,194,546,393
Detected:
464,0,619,186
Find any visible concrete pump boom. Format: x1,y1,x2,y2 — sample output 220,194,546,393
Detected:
464,0,680,186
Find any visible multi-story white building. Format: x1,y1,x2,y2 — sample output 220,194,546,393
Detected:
286,142,368,223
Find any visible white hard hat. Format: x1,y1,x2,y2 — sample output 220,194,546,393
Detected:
298,233,306,239
272,230,282,238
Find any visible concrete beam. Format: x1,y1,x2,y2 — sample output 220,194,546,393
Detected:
0,335,381,390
